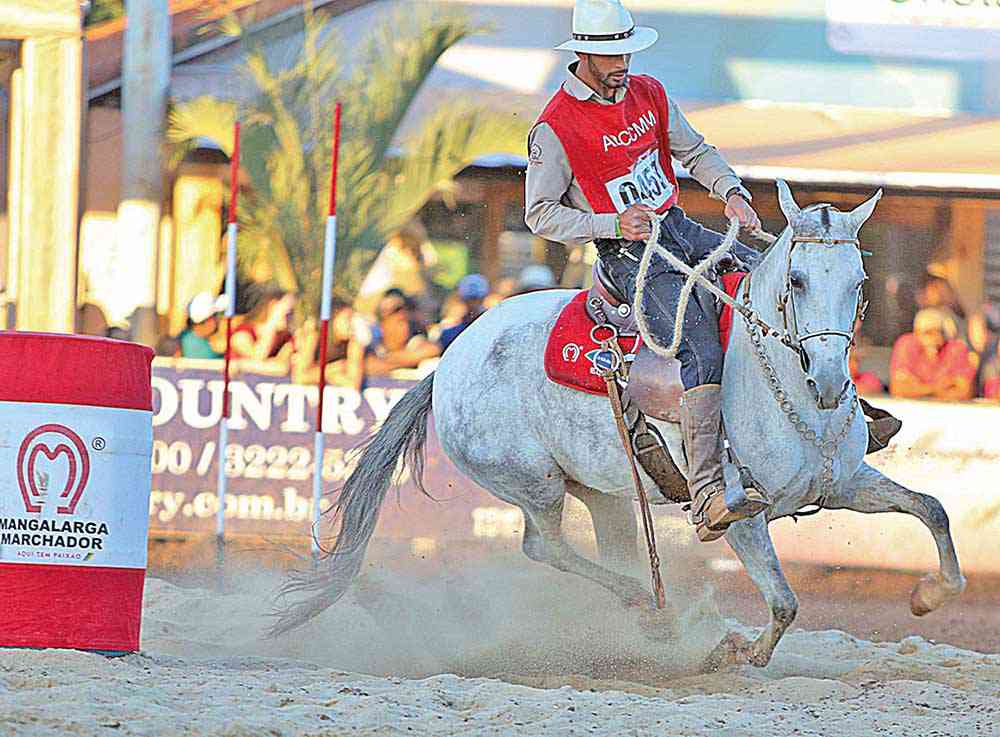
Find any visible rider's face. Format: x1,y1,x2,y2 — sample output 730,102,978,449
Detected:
580,53,631,89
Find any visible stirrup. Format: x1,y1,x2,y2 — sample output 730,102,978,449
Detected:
687,483,769,542
686,486,731,542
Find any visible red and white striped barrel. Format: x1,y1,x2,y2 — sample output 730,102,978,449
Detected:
0,332,153,652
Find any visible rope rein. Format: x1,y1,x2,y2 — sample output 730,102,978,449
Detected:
633,216,777,359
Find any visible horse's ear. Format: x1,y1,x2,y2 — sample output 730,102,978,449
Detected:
849,189,882,234
776,179,801,223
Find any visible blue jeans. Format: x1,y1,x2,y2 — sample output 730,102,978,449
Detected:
597,208,761,390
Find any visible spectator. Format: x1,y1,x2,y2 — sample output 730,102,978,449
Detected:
516,264,558,294
365,291,441,376
968,301,1000,397
355,218,439,318
291,299,366,390
230,285,296,361
981,345,1000,400
883,273,918,347
917,273,965,336
155,335,181,358
178,292,225,359
76,302,110,337
849,319,884,395
438,274,490,352
889,308,976,401
484,276,517,309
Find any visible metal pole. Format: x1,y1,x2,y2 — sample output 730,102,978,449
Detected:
312,103,342,561
216,122,241,577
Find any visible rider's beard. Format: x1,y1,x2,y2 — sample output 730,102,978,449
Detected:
588,58,628,97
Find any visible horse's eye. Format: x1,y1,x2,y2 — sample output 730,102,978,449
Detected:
789,274,805,290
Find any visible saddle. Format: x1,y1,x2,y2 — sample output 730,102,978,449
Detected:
542,263,694,500
583,261,745,423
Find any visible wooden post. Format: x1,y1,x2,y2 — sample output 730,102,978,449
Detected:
481,184,506,283
117,0,171,346
6,1,84,332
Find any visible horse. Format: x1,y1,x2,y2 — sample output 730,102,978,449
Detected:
273,181,965,668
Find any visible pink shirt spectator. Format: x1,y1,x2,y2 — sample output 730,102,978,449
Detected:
889,334,976,400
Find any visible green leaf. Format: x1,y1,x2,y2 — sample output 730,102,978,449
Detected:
166,8,524,316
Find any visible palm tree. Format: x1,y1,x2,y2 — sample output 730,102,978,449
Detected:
168,5,528,315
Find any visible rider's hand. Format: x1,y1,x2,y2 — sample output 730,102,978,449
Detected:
725,193,762,232
619,204,654,241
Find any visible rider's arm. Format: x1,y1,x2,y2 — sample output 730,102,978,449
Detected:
524,123,619,246
668,98,751,204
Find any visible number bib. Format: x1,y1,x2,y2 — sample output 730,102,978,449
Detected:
604,148,675,214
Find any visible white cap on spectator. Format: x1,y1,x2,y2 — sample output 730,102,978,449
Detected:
188,292,226,324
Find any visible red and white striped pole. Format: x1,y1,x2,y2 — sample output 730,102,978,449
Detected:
312,103,342,559
217,121,241,552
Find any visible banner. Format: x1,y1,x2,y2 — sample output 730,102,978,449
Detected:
150,363,516,544
826,0,1000,60
0,401,152,568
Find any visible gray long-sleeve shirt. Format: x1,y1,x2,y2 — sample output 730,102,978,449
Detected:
524,65,750,247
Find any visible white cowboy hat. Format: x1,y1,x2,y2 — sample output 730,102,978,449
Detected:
555,0,658,55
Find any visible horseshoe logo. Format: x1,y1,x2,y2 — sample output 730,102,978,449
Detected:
562,343,582,363
16,424,91,515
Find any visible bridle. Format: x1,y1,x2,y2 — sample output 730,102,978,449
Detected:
739,231,868,505
773,233,869,375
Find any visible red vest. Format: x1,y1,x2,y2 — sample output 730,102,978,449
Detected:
537,74,679,215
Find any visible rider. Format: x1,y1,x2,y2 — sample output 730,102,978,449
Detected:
524,0,771,541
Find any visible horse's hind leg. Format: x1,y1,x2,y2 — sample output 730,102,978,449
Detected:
566,482,639,570
522,486,654,609
706,513,797,670
827,462,966,615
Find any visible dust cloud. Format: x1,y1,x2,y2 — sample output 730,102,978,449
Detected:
142,556,728,685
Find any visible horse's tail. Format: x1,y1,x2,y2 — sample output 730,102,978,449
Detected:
268,373,435,636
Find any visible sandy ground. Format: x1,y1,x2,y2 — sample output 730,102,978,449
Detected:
3,561,1000,736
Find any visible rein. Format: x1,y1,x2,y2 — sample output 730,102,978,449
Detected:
631,212,868,507
633,216,866,373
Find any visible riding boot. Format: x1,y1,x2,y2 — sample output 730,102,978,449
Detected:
681,384,765,542
859,397,902,454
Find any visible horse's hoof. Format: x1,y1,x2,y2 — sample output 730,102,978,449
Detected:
910,573,966,617
704,632,773,671
703,632,751,671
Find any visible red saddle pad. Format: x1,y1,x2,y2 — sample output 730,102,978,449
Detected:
543,292,642,396
544,273,747,397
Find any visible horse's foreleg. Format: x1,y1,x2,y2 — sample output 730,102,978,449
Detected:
566,482,640,570
707,513,797,670
524,492,654,609
827,462,966,616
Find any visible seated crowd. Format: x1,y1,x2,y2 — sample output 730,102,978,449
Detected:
85,255,1000,403
159,263,558,391
884,276,999,402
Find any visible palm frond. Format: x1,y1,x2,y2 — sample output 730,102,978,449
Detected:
351,11,477,177
384,105,529,232
166,7,515,316
166,97,238,154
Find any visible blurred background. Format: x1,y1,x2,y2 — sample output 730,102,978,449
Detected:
3,0,1000,395
3,2,1000,638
